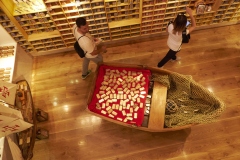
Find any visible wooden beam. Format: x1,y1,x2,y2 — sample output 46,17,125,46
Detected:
212,0,223,11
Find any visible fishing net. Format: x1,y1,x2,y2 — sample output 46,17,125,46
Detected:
151,72,225,128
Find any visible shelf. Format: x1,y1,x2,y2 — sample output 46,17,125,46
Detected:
13,0,47,16
108,18,141,28
28,30,61,41
1,0,239,56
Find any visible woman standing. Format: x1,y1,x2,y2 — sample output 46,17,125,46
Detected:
157,7,196,68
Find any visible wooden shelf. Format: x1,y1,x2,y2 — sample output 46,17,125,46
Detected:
28,30,61,41
1,0,240,56
108,18,141,28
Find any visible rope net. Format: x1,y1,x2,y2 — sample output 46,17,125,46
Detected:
151,72,225,128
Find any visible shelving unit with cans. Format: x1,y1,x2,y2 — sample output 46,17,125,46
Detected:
0,0,240,56
0,11,34,53
213,0,240,23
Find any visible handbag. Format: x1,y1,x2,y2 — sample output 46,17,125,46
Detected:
182,28,190,43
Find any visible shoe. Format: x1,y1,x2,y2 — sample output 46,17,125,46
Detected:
82,70,91,79
171,57,181,62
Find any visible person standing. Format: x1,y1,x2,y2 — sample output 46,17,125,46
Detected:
157,7,196,68
72,17,107,79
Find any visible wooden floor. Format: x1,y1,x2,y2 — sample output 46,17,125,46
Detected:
31,24,240,160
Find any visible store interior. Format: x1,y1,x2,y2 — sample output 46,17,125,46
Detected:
0,0,240,159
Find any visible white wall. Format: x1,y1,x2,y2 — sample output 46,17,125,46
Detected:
0,25,15,45
0,25,17,83
0,24,33,84
12,44,33,85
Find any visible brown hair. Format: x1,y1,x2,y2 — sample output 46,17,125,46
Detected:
76,17,87,28
172,14,187,34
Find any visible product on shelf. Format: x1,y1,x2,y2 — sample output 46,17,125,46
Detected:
0,67,12,82
0,45,15,58
1,0,239,55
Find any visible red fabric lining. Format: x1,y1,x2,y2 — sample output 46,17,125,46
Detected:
88,65,151,126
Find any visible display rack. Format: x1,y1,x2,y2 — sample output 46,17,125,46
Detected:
0,12,34,53
213,0,240,23
110,23,141,40
14,12,56,35
0,0,240,56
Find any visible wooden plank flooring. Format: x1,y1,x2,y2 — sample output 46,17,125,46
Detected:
31,24,240,160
